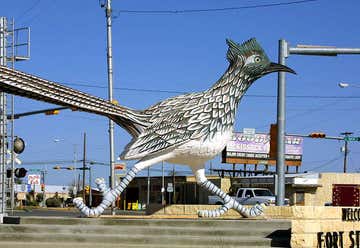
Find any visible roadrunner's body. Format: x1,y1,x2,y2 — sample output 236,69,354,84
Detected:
0,38,295,217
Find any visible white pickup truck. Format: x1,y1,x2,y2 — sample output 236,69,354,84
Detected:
208,187,288,206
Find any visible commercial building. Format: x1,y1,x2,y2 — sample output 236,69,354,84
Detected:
118,172,360,210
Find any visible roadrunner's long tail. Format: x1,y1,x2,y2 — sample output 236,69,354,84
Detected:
0,66,149,137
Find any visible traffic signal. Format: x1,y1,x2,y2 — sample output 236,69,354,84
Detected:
84,185,90,194
309,132,326,138
66,166,74,170
6,169,11,178
45,109,60,115
13,137,25,154
53,166,61,170
14,168,27,178
114,163,126,170
41,183,45,191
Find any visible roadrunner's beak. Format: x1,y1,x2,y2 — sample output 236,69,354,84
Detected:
262,62,296,75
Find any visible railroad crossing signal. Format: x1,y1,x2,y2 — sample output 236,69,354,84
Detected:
344,136,360,142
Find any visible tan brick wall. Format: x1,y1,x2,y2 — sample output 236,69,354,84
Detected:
148,205,360,247
312,173,360,206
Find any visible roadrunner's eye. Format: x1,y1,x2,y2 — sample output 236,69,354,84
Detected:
254,56,262,63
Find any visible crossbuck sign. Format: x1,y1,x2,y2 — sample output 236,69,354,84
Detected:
27,174,41,185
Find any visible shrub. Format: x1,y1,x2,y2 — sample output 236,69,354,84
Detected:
46,197,62,207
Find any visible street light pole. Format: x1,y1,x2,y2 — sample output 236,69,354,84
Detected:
275,39,360,206
104,0,116,216
275,39,287,206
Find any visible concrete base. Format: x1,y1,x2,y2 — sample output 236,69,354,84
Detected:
0,213,8,224
147,204,360,247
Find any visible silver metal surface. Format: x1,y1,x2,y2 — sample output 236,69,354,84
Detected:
276,39,287,206
289,47,360,56
105,0,116,215
0,17,7,216
10,18,15,214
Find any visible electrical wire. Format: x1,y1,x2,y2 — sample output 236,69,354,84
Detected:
15,0,42,21
63,82,360,99
116,0,319,15
306,155,343,171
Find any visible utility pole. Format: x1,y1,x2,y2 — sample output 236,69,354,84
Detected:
341,132,353,173
82,133,86,205
104,0,116,216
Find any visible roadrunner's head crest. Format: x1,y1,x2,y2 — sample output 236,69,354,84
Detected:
226,38,295,78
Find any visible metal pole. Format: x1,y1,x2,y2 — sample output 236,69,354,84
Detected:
172,165,175,204
289,47,360,55
276,39,287,206
105,0,116,216
41,170,46,207
340,132,352,173
82,133,86,205
10,18,15,214
0,17,7,216
146,166,150,207
343,140,348,173
73,144,78,195
89,165,92,207
161,162,164,206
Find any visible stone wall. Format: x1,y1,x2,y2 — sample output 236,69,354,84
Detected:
313,173,360,206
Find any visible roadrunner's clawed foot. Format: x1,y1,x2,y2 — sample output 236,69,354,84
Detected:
198,198,266,218
73,167,140,217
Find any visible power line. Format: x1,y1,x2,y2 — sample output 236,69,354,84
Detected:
16,0,42,22
63,82,360,99
306,155,343,171
116,0,319,15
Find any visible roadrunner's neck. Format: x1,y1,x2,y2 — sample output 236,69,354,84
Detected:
205,61,253,135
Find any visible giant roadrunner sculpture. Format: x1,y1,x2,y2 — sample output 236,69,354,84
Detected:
0,38,295,217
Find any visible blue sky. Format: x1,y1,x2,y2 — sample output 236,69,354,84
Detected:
3,0,360,186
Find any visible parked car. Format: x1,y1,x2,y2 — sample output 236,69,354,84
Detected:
208,187,289,206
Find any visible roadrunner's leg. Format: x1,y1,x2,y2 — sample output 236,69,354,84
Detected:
193,166,265,218
74,154,172,217
73,166,140,217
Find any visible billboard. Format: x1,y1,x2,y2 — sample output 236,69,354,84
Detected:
223,132,303,166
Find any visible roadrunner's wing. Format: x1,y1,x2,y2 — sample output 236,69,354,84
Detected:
0,66,150,137
121,90,230,160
